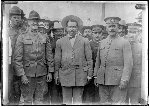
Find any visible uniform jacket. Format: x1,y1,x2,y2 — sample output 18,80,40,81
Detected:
55,35,93,86
14,30,54,77
9,25,26,75
128,42,142,87
94,35,133,85
90,40,101,67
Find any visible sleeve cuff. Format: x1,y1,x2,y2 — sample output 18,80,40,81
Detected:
49,67,54,72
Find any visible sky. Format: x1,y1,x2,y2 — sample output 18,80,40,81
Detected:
8,1,146,26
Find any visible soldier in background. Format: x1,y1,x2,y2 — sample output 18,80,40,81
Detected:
94,17,133,105
8,6,25,105
14,10,54,105
83,25,104,104
118,20,127,38
81,26,92,41
126,23,142,105
41,17,63,105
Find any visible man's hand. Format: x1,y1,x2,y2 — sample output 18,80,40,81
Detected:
46,73,52,82
21,75,29,84
119,80,128,89
87,76,92,84
94,77,98,87
55,77,60,85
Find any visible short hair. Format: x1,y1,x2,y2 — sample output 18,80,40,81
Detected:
81,26,92,34
66,19,78,27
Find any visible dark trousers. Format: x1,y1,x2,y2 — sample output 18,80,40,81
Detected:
99,85,127,105
83,78,100,105
43,74,63,105
8,64,21,105
20,75,47,105
62,86,84,105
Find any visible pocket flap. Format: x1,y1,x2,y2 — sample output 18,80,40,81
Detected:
83,66,88,72
40,38,46,44
114,67,122,71
24,39,33,44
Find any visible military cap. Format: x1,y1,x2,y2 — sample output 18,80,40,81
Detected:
91,25,104,32
28,10,40,20
9,6,21,15
104,17,121,24
61,15,83,30
126,22,142,30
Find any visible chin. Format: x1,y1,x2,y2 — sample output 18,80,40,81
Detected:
109,32,116,36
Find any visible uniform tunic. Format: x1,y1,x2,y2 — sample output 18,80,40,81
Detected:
14,30,54,105
94,35,133,104
8,25,26,105
127,42,142,105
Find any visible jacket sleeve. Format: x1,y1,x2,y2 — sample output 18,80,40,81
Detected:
46,35,54,73
121,40,133,82
93,44,100,77
13,34,25,76
84,38,93,77
54,39,62,78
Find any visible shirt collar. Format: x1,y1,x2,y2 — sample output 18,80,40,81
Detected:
67,33,78,40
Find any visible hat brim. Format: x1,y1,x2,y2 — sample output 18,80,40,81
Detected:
61,15,83,30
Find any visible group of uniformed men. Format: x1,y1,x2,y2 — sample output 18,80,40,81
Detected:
7,6,142,105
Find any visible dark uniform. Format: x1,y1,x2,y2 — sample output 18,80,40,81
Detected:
94,17,133,105
83,25,104,104
8,6,26,105
41,17,63,105
50,28,64,105
126,23,142,105
14,11,54,105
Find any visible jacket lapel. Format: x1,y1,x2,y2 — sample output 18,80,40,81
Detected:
73,35,81,50
64,36,74,51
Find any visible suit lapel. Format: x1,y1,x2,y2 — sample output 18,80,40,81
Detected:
64,36,74,51
73,35,81,50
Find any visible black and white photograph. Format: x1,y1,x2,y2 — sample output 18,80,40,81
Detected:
1,1,148,105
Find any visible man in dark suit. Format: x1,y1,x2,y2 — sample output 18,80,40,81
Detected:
55,15,93,105
94,17,133,105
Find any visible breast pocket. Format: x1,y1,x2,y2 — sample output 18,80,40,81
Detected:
112,47,122,56
24,40,33,53
39,39,46,52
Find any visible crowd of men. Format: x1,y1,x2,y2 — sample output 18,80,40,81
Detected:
7,6,142,105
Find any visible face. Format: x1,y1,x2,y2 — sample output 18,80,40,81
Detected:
10,15,21,26
128,29,139,42
106,23,119,36
66,21,78,37
83,29,92,38
28,19,39,30
92,27,103,41
44,22,50,30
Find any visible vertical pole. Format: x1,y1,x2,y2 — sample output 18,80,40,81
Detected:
101,3,105,21
141,5,148,104
2,3,11,105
